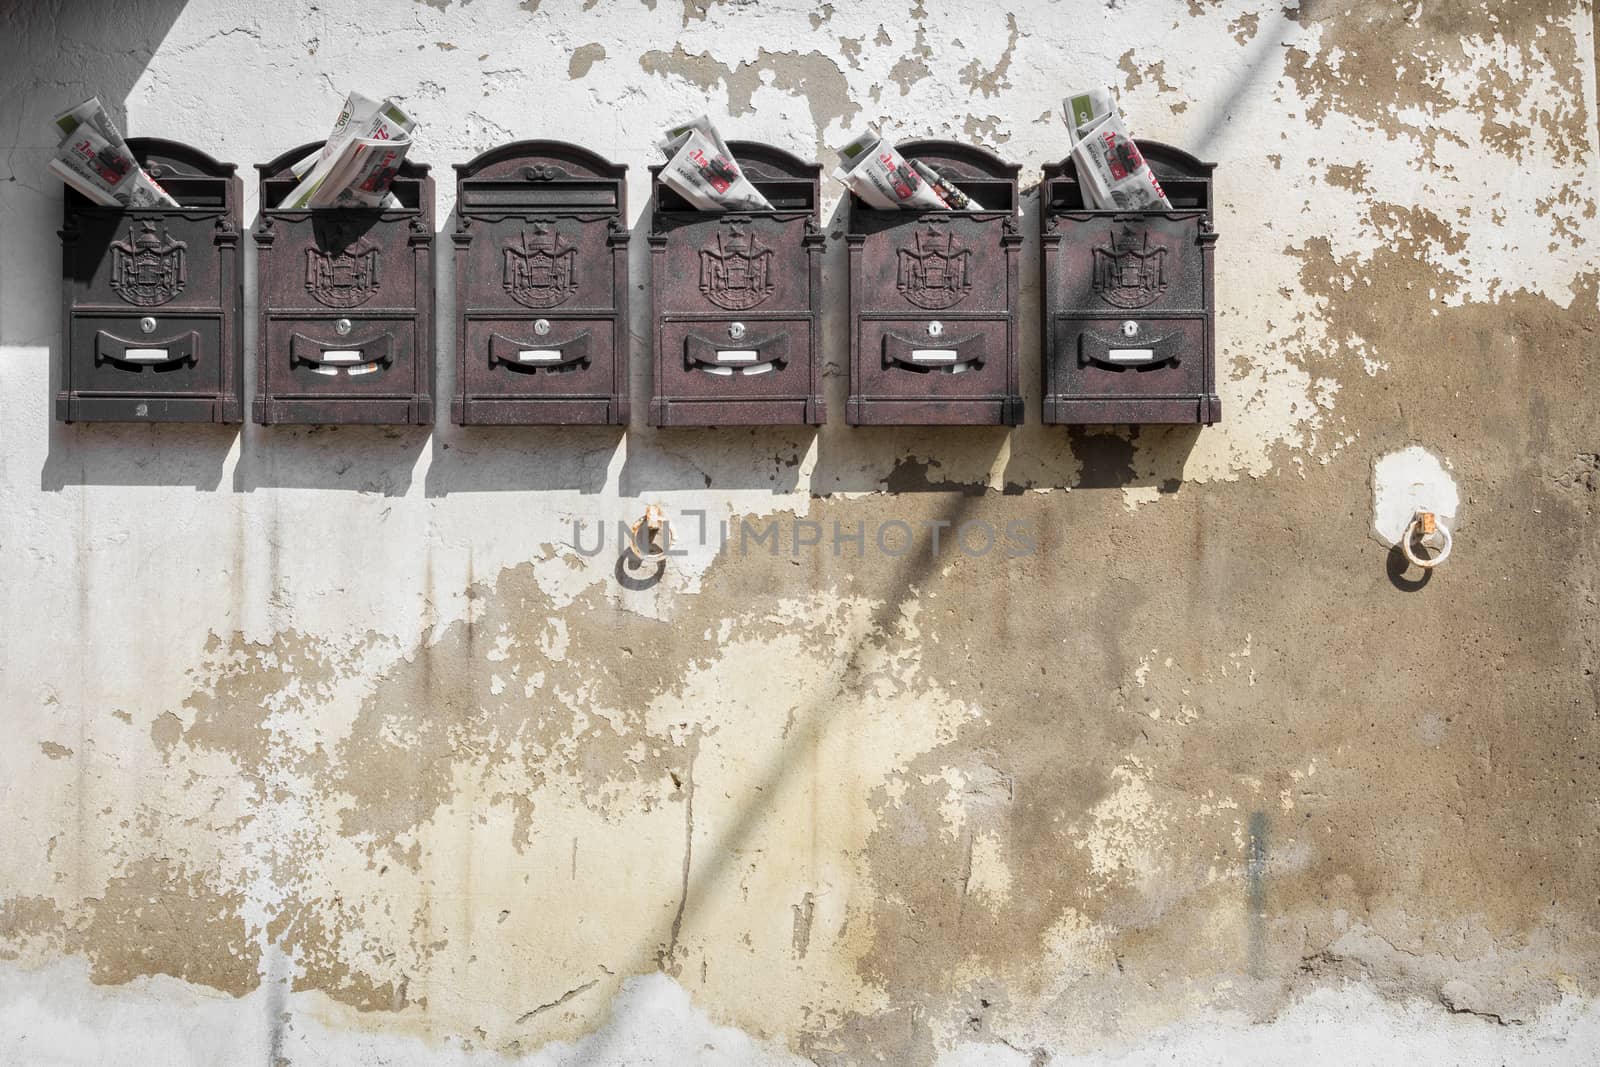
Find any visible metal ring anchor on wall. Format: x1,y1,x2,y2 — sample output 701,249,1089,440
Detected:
1401,510,1452,569
626,504,671,566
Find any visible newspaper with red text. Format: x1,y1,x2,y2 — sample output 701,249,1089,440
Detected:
657,115,772,211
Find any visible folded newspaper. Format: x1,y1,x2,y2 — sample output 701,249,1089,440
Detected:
1061,88,1170,211
49,98,178,208
657,115,772,211
833,126,984,211
279,91,416,210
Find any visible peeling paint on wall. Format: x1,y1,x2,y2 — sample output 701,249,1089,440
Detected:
2,0,1599,1063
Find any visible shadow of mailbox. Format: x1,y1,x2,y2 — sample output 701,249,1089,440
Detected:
253,142,435,425
452,141,629,425
846,140,1023,426
649,141,825,427
58,137,243,423
1040,142,1220,425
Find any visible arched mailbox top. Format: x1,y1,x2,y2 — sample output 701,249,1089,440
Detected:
256,140,431,183
456,140,627,217
454,140,627,182
1042,139,1213,214
649,138,819,216
724,140,821,181
1136,140,1215,181
896,139,1020,182
127,137,236,179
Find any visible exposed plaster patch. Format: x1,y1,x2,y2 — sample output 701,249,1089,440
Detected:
959,12,1019,98
887,25,933,96
568,43,607,80
1229,11,1260,45
637,45,858,154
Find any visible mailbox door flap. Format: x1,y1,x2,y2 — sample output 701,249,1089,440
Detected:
266,318,417,396
70,315,221,394
657,319,810,398
881,327,987,373
289,328,395,376
95,326,200,369
464,318,615,398
857,318,1009,398
1052,316,1204,397
683,324,794,376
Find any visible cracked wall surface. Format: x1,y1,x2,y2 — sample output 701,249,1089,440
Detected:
1,0,1598,1063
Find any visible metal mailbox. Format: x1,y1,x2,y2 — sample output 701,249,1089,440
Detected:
1040,142,1219,424
253,142,434,425
58,137,242,423
846,141,1022,425
649,141,824,426
452,141,628,425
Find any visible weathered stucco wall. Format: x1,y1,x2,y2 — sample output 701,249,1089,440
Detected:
2,0,1599,1062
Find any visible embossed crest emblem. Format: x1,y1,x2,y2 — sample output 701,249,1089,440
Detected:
503,224,578,309
110,221,187,307
700,222,774,311
896,225,971,310
305,240,380,309
1093,226,1168,309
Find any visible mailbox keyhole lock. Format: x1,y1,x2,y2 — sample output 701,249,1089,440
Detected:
1121,320,1139,338
335,318,353,336
139,317,157,335
729,322,746,341
534,319,551,336
928,321,944,338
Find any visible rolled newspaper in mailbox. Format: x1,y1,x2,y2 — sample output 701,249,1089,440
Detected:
1062,87,1118,146
279,91,416,209
1068,110,1170,211
657,115,772,211
49,98,177,208
834,127,950,210
909,159,984,210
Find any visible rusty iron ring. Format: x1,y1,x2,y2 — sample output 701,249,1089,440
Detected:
1401,514,1452,570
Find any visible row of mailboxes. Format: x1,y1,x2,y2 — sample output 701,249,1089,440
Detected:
58,137,1219,427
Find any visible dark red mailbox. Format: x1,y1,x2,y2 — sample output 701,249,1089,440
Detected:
58,138,242,423
253,143,434,425
846,141,1022,426
452,142,628,425
649,142,824,426
1040,143,1219,424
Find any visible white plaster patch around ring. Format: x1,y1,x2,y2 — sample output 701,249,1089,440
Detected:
1372,446,1461,547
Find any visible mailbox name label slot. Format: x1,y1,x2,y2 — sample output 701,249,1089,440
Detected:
1108,348,1155,364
